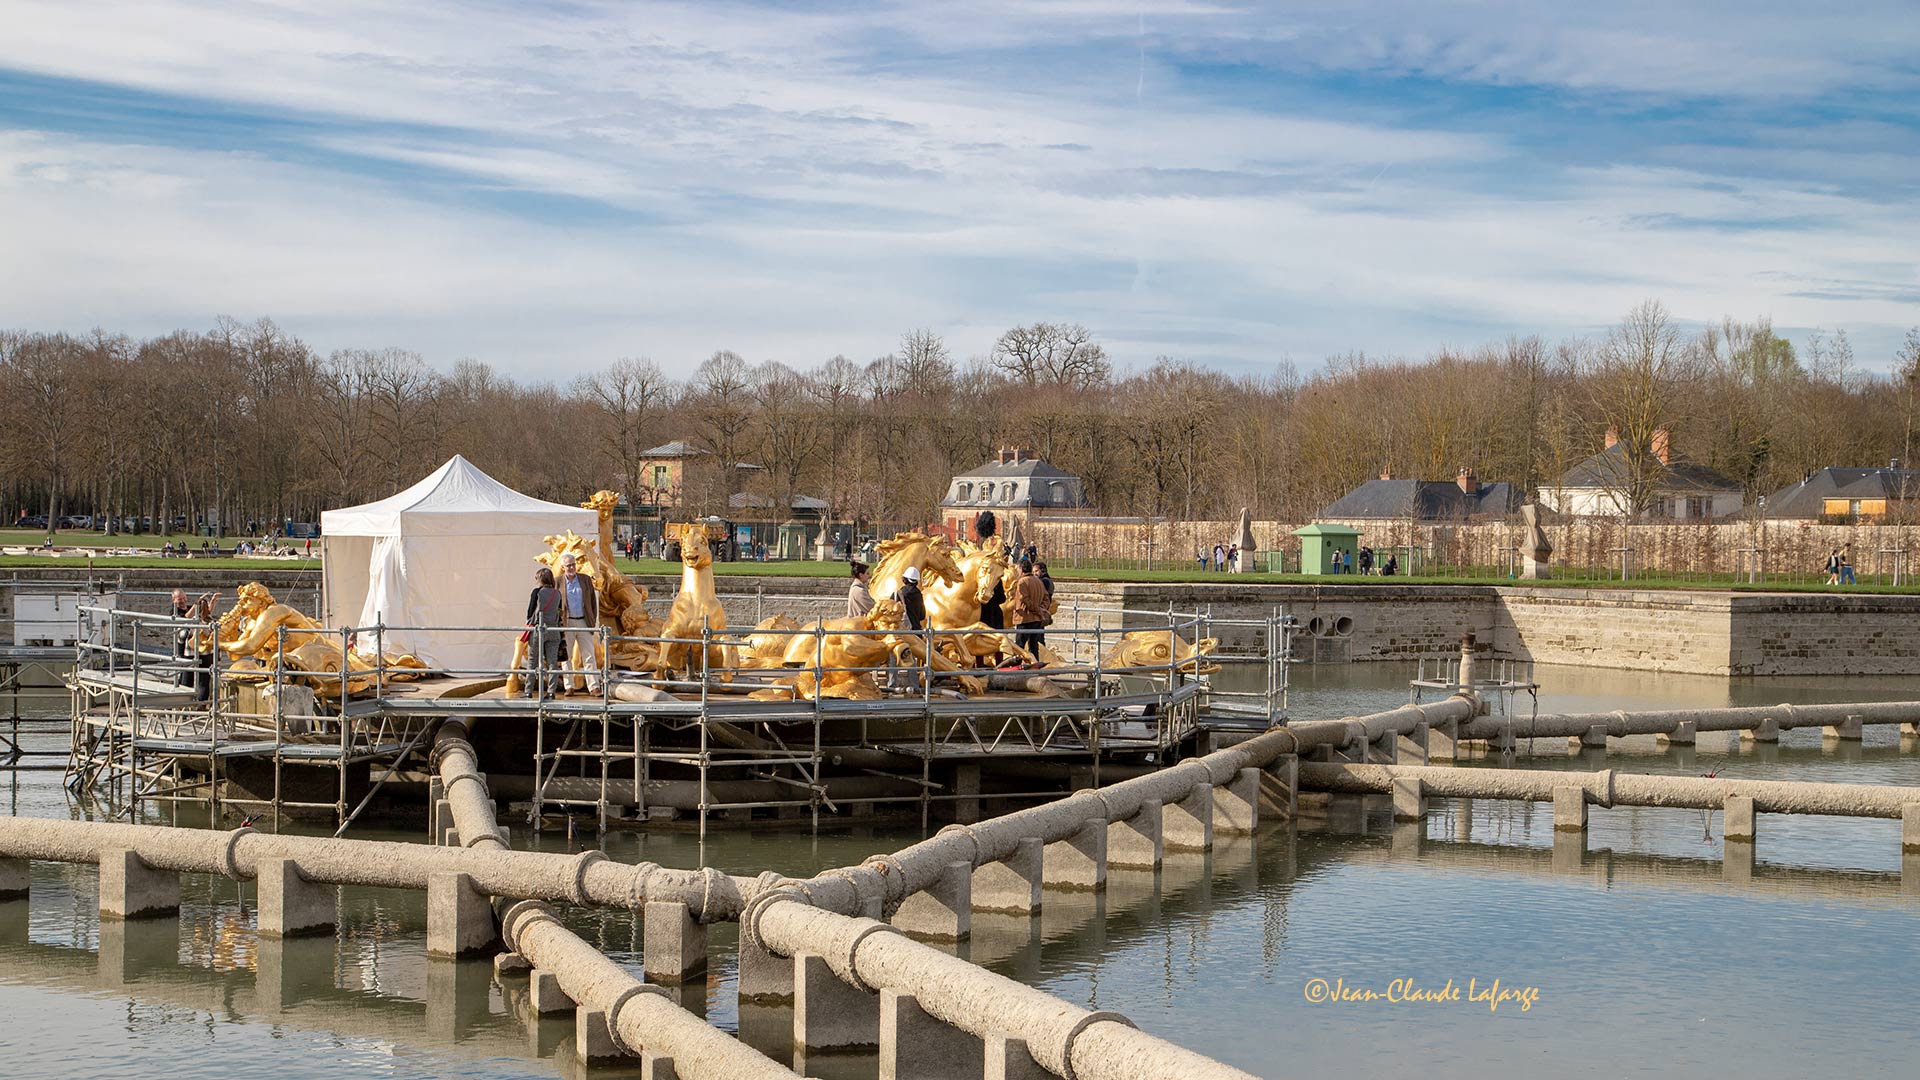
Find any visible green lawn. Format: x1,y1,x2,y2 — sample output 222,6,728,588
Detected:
5,532,1914,594
0,528,263,549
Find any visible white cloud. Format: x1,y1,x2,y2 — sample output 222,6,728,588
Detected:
0,1,1916,374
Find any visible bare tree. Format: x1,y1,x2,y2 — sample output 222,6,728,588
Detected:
692,349,753,513
990,322,1111,390
575,357,669,499
1582,300,1699,517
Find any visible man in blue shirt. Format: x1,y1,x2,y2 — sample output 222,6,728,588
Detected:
559,554,601,693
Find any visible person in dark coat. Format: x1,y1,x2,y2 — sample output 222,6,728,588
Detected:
524,566,564,696
973,510,1007,630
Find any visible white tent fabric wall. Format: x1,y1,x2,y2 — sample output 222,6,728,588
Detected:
319,455,598,673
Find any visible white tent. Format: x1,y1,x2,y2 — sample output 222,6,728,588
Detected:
319,456,597,672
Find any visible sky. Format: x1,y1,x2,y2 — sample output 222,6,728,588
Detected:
2,1,1917,380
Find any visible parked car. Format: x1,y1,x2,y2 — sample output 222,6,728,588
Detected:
60,515,92,529
13,515,49,529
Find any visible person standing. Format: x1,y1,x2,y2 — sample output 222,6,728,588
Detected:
891,565,927,693
1213,543,1225,572
974,511,1007,630
558,554,600,693
1037,560,1055,600
847,560,874,618
1010,559,1050,655
523,567,564,696
1840,545,1857,585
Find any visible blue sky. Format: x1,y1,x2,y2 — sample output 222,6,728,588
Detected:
2,1,1916,378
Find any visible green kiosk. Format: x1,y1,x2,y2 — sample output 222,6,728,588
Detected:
1291,522,1361,575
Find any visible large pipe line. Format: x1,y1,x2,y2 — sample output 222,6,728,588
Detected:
431,721,804,1080
1299,761,1920,818
1457,700,1920,741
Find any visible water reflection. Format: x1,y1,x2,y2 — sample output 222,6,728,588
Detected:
2,662,1917,1079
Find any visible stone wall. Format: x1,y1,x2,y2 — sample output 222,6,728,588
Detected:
12,567,1920,677
1725,594,1920,676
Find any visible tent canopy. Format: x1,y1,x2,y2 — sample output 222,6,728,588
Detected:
321,454,596,537
319,456,598,671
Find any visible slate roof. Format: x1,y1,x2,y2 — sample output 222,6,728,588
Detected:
1761,467,1920,519
1555,444,1740,493
1318,479,1521,521
954,457,1080,480
729,491,830,512
641,440,703,458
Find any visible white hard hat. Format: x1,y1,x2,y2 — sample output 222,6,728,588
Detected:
902,566,921,582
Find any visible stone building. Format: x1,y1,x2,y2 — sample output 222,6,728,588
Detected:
938,447,1090,541
1543,429,1743,520
1318,467,1520,524
1761,464,1920,523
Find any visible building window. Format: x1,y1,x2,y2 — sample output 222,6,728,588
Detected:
957,482,972,502
1686,496,1710,519
1850,499,1864,516
651,465,670,489
1001,482,1017,503
1048,480,1067,504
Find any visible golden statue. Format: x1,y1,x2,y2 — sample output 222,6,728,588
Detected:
654,521,731,679
216,582,426,697
1097,629,1220,675
744,598,987,701
869,533,972,624
505,492,666,694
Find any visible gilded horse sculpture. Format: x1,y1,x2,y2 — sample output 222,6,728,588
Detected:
505,492,664,694
217,582,426,697
744,598,989,700
654,521,731,679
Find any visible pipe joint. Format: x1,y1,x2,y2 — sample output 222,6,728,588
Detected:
604,983,673,1056
219,826,254,880
569,849,606,905
1059,1010,1138,1080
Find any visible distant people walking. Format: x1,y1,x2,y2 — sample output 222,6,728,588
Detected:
847,560,874,618
1359,546,1374,575
1840,546,1857,585
1196,548,1208,571
1330,549,1344,574
523,567,564,696
1227,544,1240,572
1213,543,1226,572
1824,549,1842,585
1010,559,1050,655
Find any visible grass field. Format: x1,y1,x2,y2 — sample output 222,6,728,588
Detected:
4,531,1916,593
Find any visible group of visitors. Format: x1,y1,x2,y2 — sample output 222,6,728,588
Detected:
520,554,603,697
1200,544,1242,572
1330,545,1398,576
845,511,1055,691
1824,546,1857,586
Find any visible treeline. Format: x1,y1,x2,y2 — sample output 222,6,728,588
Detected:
3,306,1919,534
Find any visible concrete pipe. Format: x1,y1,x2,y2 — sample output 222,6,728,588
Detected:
1457,701,1920,742
502,902,799,1079
1298,762,1920,819
752,899,1259,1080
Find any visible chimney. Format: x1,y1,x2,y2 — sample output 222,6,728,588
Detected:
1457,466,1478,495
1604,425,1619,450
1379,466,1393,481
1652,428,1671,465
